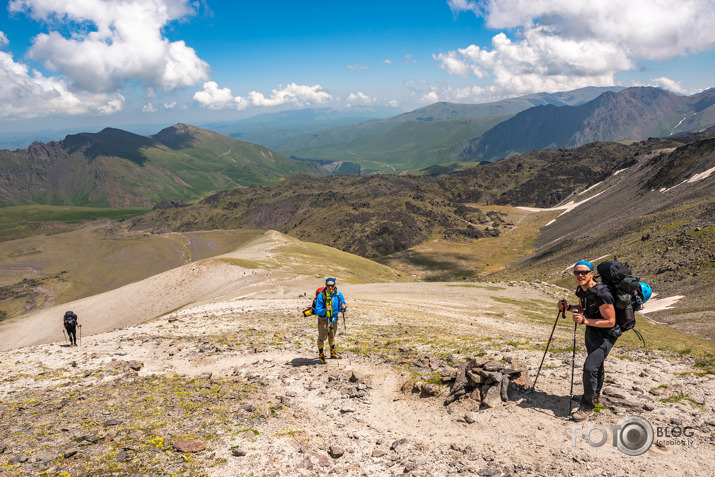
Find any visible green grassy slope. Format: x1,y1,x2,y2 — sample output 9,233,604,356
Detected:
287,116,510,173
0,124,326,208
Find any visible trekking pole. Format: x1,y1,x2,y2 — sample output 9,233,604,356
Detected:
530,308,565,392
341,310,347,337
79,325,82,346
62,328,68,346
569,321,578,409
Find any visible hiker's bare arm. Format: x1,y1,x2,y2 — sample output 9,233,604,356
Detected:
577,304,616,328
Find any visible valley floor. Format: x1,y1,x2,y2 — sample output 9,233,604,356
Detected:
1,283,713,476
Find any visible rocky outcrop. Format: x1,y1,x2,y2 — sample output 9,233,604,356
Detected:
444,357,530,407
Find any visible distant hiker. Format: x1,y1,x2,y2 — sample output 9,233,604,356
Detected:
63,311,81,346
558,260,619,422
314,278,346,364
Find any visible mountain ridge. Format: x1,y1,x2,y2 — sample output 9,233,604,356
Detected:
0,124,325,207
461,87,715,162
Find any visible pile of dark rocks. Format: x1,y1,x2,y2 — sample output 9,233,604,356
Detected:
444,357,530,408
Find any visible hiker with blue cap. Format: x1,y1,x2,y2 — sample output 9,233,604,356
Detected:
314,277,347,364
557,259,618,422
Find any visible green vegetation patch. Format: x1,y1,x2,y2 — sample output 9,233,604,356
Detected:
659,392,706,411
0,374,262,476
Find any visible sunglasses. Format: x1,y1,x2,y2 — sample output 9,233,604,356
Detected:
326,284,335,287
573,270,591,276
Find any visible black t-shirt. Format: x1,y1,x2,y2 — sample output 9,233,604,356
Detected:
575,283,615,322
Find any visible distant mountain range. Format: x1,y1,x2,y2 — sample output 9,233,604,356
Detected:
0,124,324,207
461,87,715,162
273,86,625,172
3,86,715,209
129,130,715,256
264,86,715,173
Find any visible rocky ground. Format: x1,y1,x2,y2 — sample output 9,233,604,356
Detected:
1,282,714,476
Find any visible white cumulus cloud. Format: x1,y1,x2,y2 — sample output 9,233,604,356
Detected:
194,82,333,111
0,50,125,119
0,31,8,47
346,91,376,107
248,83,333,107
8,0,209,93
639,77,694,95
193,81,239,110
439,0,715,99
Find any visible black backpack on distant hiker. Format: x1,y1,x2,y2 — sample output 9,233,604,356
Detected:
64,311,78,327
596,259,648,345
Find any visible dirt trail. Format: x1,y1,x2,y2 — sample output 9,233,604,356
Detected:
2,282,713,476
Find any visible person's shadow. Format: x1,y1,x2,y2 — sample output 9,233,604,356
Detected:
515,388,574,419
289,357,322,367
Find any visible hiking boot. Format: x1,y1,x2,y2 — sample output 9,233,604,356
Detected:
571,404,594,422
330,348,340,359
571,395,600,405
319,352,326,364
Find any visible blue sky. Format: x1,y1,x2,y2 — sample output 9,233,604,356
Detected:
1,0,714,133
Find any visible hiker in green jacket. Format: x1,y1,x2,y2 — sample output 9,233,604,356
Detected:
314,278,346,364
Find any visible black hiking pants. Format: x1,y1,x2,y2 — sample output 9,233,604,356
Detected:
582,326,617,408
66,325,77,345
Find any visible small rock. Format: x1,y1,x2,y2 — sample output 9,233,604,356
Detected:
79,435,99,444
421,383,439,397
478,467,500,476
174,439,206,453
63,449,78,459
231,447,247,457
481,384,502,408
349,371,361,383
340,407,356,413
483,361,504,372
128,361,143,371
236,429,258,439
372,449,387,458
464,412,476,424
328,446,345,458
117,450,132,462
391,438,408,451
317,454,330,467
404,462,417,472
